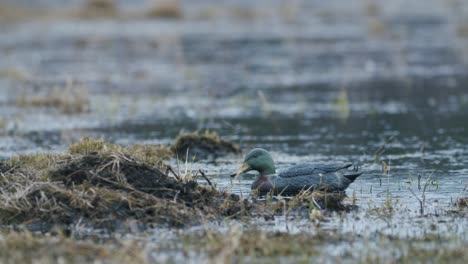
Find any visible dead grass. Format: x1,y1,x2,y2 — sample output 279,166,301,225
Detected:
68,137,173,163
364,0,380,17
6,153,66,174
188,228,321,261
399,246,468,263
146,0,182,19
181,227,467,263
185,228,357,262
172,130,240,161
0,68,29,81
284,191,348,211
0,231,146,264
0,4,50,23
77,0,118,18
455,197,468,209
457,23,468,38
230,7,259,21
368,17,387,36
251,190,349,223
16,81,91,114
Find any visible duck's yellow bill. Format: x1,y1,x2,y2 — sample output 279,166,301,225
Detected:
230,163,250,178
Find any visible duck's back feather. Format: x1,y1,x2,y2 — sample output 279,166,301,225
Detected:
278,163,352,178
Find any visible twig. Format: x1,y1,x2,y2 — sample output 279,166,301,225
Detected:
166,166,181,181
196,169,213,188
89,171,160,201
408,187,424,215
312,196,322,211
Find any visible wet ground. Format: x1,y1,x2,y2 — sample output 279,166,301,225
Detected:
0,0,467,262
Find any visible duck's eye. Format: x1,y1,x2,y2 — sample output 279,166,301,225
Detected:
248,154,259,161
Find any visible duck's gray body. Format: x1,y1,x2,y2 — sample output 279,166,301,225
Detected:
252,162,362,195
234,148,362,196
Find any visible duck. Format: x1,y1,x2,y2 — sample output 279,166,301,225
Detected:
231,148,363,195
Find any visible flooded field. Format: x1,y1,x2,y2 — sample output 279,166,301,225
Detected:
0,0,467,263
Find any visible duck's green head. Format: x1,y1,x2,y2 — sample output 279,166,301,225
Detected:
233,148,276,177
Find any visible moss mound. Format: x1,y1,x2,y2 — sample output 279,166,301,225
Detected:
0,139,248,229
173,131,241,161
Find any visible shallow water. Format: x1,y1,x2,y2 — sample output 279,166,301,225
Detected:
0,0,467,261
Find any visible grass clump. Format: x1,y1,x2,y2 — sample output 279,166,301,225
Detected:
0,68,29,80
71,131,241,163
68,137,121,155
147,0,182,19
457,23,468,38
0,138,249,229
0,4,50,23
77,0,118,18
392,245,468,264
69,137,173,163
283,191,349,212
3,153,66,177
455,197,468,210
16,82,90,114
254,191,349,222
172,130,240,161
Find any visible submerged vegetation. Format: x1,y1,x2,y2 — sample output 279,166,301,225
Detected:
257,190,351,219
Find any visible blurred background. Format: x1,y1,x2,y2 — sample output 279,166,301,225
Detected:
0,0,467,178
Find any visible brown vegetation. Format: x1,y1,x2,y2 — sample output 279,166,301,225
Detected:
16,82,91,114
456,197,468,209
78,0,118,18
0,231,146,264
172,131,241,161
146,0,183,19
196,228,321,261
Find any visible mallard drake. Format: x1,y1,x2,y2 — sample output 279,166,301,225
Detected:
231,148,362,195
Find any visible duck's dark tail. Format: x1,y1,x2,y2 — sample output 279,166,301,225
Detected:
343,170,363,183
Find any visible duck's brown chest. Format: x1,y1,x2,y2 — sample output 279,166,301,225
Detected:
251,175,274,194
